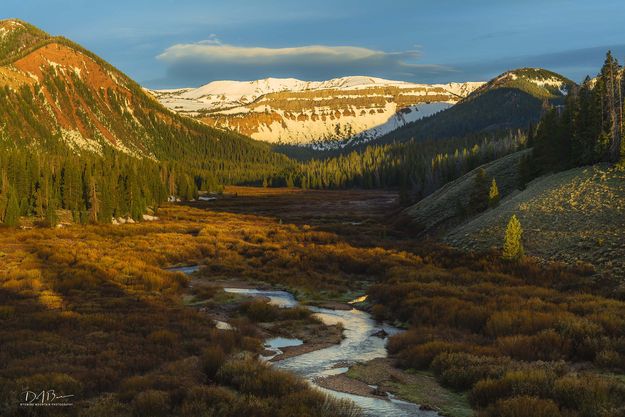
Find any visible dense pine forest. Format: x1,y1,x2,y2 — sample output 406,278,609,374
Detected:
524,52,625,182
270,131,525,203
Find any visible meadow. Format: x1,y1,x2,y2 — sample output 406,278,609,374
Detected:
0,186,623,417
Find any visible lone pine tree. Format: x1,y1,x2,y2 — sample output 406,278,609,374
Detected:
503,214,524,261
489,178,500,207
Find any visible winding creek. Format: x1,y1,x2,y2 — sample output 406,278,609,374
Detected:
172,265,437,417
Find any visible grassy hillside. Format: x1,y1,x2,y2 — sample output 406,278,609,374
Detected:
444,164,625,283
401,150,530,234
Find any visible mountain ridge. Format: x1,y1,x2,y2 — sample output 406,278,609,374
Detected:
149,76,485,147
369,67,576,147
0,19,292,180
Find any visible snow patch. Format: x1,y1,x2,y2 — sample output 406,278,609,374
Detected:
61,128,103,155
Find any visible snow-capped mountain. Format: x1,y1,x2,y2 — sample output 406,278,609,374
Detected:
148,77,485,148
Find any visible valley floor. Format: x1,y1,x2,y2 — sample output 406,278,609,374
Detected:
1,186,624,417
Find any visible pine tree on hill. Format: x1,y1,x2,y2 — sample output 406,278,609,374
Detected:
488,178,500,208
503,215,524,261
469,168,490,214
598,51,622,162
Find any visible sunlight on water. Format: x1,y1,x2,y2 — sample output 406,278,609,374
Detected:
348,294,368,304
223,288,297,308
226,288,439,417
165,265,200,275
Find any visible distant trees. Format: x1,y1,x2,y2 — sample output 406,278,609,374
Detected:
502,215,524,260
271,130,525,204
0,148,179,226
467,170,500,214
44,198,57,227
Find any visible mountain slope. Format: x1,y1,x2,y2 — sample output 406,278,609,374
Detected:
444,164,625,280
149,77,484,147
0,19,290,180
373,68,575,145
401,150,531,234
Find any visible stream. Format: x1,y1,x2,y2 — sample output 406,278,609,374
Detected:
222,288,437,417
170,265,436,416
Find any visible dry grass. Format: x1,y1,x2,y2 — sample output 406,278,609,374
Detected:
445,164,625,282
1,185,621,417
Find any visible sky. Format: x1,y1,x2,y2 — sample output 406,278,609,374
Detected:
4,0,625,88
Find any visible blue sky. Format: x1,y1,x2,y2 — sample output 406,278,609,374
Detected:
4,0,625,87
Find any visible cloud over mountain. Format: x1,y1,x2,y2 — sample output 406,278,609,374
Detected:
157,38,454,84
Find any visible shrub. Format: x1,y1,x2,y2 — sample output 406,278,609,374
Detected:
397,341,468,369
200,346,226,379
485,310,559,337
370,304,388,321
552,374,625,417
497,330,570,361
217,356,308,398
470,378,512,408
478,396,561,417
469,368,558,409
147,330,178,347
79,394,131,417
595,349,623,369
179,386,237,417
16,372,82,399
241,300,279,322
131,390,170,417
433,353,510,390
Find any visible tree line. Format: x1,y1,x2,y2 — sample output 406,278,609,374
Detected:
523,51,625,184
265,130,526,205
0,147,198,227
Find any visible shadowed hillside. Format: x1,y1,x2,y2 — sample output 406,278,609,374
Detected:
373,68,574,145
401,150,530,234
444,164,625,282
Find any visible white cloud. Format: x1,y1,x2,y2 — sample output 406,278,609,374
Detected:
160,42,392,62
156,39,454,85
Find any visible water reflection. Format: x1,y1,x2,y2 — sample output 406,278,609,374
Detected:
228,288,438,417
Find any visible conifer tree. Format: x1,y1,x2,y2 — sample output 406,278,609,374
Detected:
502,215,524,261
88,176,100,224
4,188,20,227
488,178,500,207
469,168,490,213
45,198,58,228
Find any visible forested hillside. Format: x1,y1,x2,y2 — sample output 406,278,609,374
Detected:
402,150,530,234
0,19,294,225
261,69,573,200
264,131,526,211
372,68,574,145
404,52,625,280
527,52,625,176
